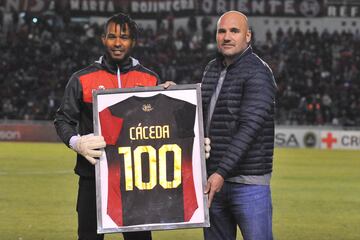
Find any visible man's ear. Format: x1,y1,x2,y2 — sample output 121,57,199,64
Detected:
101,34,106,45
131,39,136,48
246,30,252,44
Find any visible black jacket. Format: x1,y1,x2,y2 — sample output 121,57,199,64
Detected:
202,46,276,178
54,55,159,177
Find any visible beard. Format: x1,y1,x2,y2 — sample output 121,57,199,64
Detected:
105,50,131,66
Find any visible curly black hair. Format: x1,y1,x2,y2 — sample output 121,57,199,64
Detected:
103,12,139,41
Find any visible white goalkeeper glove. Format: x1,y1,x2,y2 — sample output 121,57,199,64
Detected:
70,133,106,165
204,137,211,159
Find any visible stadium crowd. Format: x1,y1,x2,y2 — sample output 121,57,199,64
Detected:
1,13,360,126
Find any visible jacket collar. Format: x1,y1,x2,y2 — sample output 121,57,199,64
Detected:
95,54,139,74
216,45,253,68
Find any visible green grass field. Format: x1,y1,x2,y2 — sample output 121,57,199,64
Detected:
1,142,360,240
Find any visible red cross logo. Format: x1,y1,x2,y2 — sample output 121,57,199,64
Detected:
322,133,337,149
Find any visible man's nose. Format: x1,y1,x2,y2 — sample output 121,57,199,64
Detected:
223,31,231,41
114,37,122,46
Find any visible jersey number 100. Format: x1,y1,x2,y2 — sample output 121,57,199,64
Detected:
118,144,182,191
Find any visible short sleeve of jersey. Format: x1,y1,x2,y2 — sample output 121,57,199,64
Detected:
174,101,196,138
99,108,124,146
108,97,137,118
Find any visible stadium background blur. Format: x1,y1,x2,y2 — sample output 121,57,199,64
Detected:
1,0,360,126
1,0,360,240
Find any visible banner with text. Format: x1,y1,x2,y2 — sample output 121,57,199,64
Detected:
0,122,59,142
320,130,360,150
275,127,360,150
1,0,327,17
275,128,320,148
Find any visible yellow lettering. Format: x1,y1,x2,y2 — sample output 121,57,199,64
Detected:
118,147,133,191
142,126,149,139
129,127,135,140
158,144,182,189
156,126,162,138
118,144,183,191
129,124,171,140
149,126,155,139
134,145,157,190
163,125,170,138
135,124,142,140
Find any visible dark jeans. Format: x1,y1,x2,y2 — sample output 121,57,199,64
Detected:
77,177,152,240
204,183,273,240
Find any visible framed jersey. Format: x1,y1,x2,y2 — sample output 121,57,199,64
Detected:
93,84,209,233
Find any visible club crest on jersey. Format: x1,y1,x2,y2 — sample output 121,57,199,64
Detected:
142,104,153,112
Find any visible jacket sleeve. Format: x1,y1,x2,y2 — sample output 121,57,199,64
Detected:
216,67,276,178
54,74,82,147
154,72,161,85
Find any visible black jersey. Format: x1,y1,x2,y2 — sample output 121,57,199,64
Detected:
99,94,198,226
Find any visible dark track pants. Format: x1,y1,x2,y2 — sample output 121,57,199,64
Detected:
77,177,152,240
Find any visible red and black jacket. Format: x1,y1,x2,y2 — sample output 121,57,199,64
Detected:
54,55,159,177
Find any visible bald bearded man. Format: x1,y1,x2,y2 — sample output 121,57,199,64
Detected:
202,11,277,240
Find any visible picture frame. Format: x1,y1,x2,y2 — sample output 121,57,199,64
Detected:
92,84,209,233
